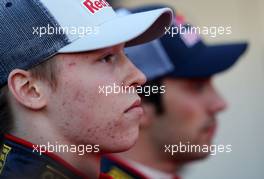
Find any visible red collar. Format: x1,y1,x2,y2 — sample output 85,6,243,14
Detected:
99,173,113,179
4,134,92,179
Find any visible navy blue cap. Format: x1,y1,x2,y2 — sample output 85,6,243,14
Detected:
129,5,248,78
125,39,174,80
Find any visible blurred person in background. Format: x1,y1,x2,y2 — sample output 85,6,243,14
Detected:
101,5,248,179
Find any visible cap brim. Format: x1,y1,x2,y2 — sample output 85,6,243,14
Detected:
58,8,172,53
170,43,248,78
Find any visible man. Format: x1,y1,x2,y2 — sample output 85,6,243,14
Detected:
0,1,173,178
101,5,248,179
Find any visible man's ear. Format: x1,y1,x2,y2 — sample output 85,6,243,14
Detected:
8,69,48,110
140,103,156,128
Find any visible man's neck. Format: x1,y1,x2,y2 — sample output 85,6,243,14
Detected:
10,115,100,178
116,130,182,175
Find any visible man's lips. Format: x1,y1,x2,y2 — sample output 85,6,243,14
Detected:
202,121,217,138
124,99,142,113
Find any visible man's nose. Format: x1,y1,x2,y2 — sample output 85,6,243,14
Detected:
208,90,228,114
122,56,147,88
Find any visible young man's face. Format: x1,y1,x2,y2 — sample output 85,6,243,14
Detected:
150,78,227,161
48,44,146,153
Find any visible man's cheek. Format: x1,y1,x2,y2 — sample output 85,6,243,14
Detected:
175,102,200,123
100,96,124,118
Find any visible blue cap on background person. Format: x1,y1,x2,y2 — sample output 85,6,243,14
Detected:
125,40,174,80
127,5,248,78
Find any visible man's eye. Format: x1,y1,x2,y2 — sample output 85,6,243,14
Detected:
191,82,207,92
100,54,116,63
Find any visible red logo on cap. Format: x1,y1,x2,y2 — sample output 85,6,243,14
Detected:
83,0,111,14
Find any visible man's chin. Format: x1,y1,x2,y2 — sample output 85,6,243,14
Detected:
190,151,211,161
100,131,139,153
171,151,211,164
100,142,137,154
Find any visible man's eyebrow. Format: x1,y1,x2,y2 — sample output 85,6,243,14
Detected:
87,49,101,53
79,47,113,55
67,49,114,62
188,78,211,83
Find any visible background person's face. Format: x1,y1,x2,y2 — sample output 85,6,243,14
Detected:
151,77,227,161
47,44,146,153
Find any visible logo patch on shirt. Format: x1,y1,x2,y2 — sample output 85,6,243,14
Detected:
40,165,70,179
82,0,111,14
108,167,133,179
0,144,12,174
